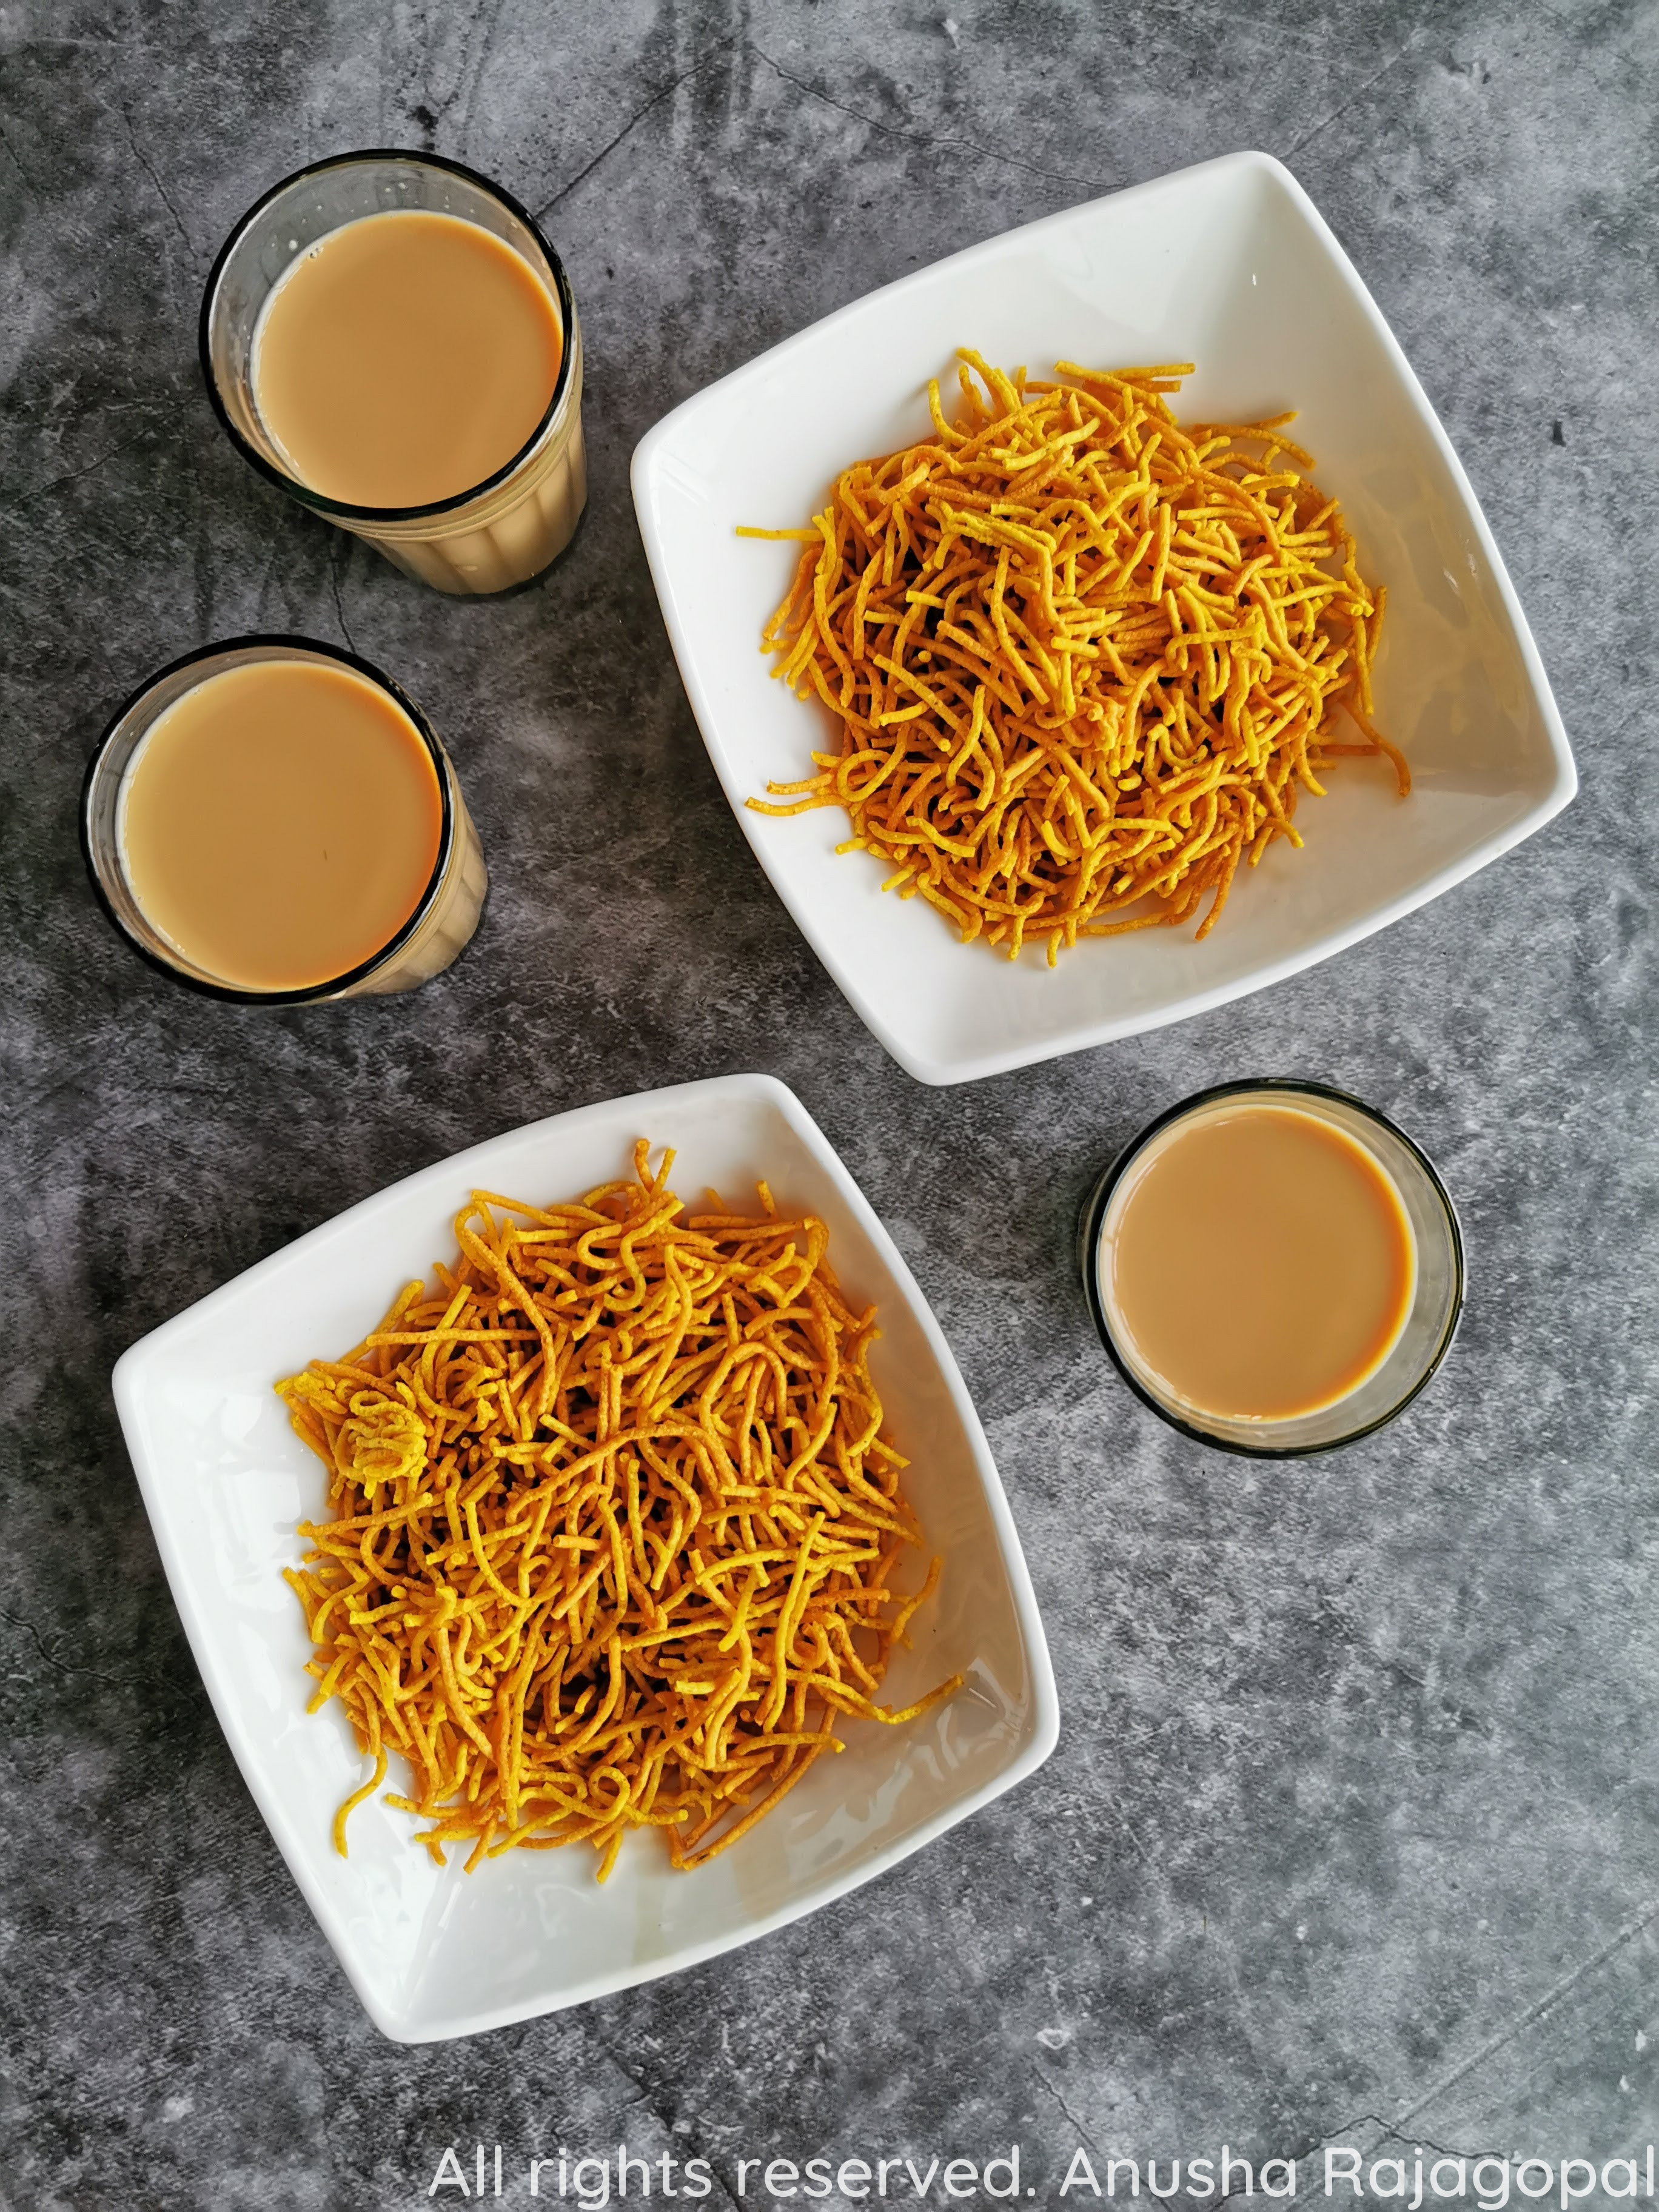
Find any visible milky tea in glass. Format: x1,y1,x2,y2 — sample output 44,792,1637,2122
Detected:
83,640,488,1001
202,154,586,594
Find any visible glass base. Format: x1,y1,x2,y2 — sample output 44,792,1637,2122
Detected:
356,414,588,595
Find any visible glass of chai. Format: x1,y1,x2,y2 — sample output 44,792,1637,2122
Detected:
81,638,488,1001
1079,1080,1464,1456
201,151,585,595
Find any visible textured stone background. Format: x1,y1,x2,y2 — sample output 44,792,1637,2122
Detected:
2,2,1658,2207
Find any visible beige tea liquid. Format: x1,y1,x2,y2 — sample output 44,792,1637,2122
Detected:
1101,1101,1416,1421
119,659,444,992
251,208,563,509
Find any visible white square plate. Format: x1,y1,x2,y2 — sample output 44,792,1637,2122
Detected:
632,151,1575,1087
112,1074,1057,2043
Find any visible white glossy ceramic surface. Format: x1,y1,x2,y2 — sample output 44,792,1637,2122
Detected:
631,151,1576,1087
112,1074,1057,2043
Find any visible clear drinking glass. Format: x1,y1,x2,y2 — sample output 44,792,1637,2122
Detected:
200,151,586,595
1078,1079,1465,1457
81,637,489,1002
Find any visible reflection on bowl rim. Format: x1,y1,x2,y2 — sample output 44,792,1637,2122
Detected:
1078,1076,1465,1459
198,147,578,526
79,632,457,1005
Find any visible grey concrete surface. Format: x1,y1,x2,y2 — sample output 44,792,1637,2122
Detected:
2,2,1658,2207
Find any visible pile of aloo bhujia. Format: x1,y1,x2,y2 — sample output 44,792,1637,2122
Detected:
743,351,1407,962
277,1143,957,1882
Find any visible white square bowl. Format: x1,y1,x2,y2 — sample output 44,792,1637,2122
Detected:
111,1073,1057,2043
632,151,1575,1087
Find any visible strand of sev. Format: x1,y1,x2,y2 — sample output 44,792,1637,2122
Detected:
276,1142,960,1881
741,350,1407,964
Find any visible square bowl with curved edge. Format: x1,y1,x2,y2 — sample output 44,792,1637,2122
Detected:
111,1073,1057,2043
631,150,1576,1087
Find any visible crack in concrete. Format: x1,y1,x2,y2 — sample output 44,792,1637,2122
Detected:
1029,2065,1104,2162
400,0,505,148
329,534,360,658
457,0,510,157
533,37,1104,220
535,42,738,221
116,98,198,265
0,115,41,203
0,1609,56,1669
0,1606,127,1695
1282,31,1424,160
580,2037,748,2212
1392,1892,1659,2124
1230,2113,1507,2210
748,43,1104,190
13,429,161,511
1201,1911,1659,2208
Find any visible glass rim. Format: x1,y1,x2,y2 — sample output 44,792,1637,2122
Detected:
1077,1077,1466,1460
79,632,457,1007
198,147,578,526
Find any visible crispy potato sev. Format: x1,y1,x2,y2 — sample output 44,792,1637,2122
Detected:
742,351,1407,962
276,1142,959,1881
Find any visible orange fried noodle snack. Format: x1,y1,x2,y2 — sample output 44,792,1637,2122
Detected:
743,351,1407,963
276,1143,959,1880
